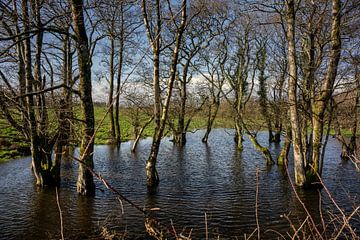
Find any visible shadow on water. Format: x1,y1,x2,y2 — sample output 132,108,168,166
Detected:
0,129,359,239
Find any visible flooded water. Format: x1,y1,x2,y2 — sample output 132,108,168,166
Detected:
0,129,359,239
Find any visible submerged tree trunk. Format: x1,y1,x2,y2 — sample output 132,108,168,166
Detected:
142,0,187,187
348,67,359,155
174,60,190,146
286,0,306,186
21,0,56,186
108,36,116,144
309,0,341,183
174,59,192,146
234,115,244,151
240,117,274,165
278,127,291,165
202,98,220,143
71,0,95,195
273,121,282,143
257,43,274,142
115,2,125,146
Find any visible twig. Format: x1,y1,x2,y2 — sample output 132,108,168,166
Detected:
255,168,260,240
310,167,359,239
282,213,300,240
264,229,286,240
171,219,178,239
318,190,327,237
55,187,64,240
284,164,323,239
205,212,208,240
117,197,124,215
245,228,258,240
291,216,309,240
334,206,360,239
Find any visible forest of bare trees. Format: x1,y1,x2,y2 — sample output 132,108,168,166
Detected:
0,0,359,192
0,0,359,239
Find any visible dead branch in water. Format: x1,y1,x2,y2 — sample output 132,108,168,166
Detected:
255,168,260,240
55,187,64,240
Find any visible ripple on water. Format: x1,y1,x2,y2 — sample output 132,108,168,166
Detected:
0,129,359,239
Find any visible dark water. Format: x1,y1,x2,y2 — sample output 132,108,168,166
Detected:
0,129,359,239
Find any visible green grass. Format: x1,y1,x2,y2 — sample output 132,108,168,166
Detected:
1,104,357,162
0,118,30,162
92,106,155,144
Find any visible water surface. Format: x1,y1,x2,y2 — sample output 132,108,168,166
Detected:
0,129,359,239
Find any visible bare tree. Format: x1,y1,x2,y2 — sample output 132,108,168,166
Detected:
141,0,187,187
70,0,96,195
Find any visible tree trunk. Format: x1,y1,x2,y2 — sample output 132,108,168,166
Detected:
234,115,244,151
70,0,95,196
22,0,47,186
142,0,187,187
273,64,286,144
309,0,341,183
278,127,291,165
115,2,124,146
108,36,116,144
131,117,154,152
273,122,282,143
202,99,220,143
240,116,274,165
347,64,359,156
174,60,190,146
286,0,306,186
257,44,273,142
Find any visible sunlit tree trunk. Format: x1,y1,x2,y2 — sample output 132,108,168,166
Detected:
70,0,96,195
142,0,187,187
286,0,306,186
309,0,341,182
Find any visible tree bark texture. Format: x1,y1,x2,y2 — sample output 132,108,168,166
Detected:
309,0,341,183
142,0,187,187
286,0,306,186
70,0,96,195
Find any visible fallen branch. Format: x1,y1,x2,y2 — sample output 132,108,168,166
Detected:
55,187,64,240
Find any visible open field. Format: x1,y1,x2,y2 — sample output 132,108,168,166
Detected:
0,104,233,162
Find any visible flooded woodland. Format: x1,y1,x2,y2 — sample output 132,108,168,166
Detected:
0,0,359,239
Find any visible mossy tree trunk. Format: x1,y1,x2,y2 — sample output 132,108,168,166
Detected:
257,41,274,142
308,0,341,184
278,127,291,166
70,0,96,195
19,0,60,187
234,115,244,151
